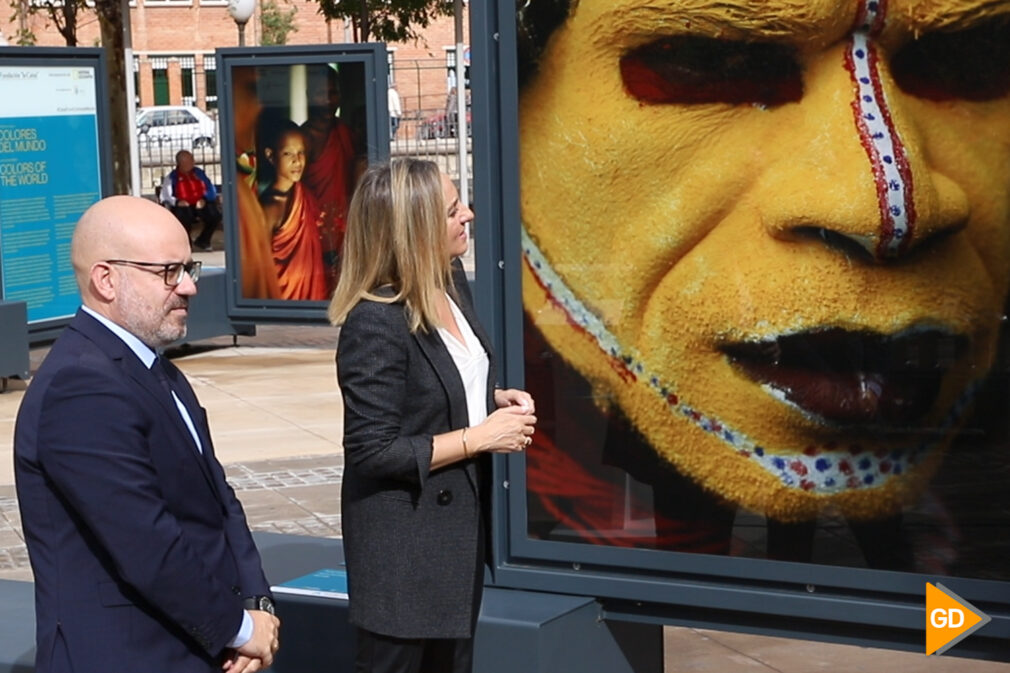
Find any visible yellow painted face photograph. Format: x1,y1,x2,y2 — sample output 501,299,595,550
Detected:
518,0,1010,567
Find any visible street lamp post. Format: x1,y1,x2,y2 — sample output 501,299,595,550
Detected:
453,0,468,209
227,0,256,46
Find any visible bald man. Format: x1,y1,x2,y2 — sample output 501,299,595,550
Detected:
14,196,280,673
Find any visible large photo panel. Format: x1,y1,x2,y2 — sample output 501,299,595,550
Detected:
516,0,1010,582
219,46,389,321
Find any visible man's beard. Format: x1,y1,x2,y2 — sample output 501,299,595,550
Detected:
118,277,188,349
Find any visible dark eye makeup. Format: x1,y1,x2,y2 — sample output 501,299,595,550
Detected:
890,17,1010,102
620,35,803,107
621,16,1010,108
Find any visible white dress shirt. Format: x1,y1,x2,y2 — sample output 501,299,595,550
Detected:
436,295,489,429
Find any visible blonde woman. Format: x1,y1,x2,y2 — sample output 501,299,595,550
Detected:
330,159,536,673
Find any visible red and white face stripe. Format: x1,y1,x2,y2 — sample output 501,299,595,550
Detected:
521,227,978,496
845,0,917,259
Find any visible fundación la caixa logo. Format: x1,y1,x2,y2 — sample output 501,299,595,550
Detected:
925,583,991,656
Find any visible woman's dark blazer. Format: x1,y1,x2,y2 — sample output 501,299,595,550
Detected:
336,262,495,639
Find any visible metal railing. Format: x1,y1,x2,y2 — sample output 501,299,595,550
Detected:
389,59,472,193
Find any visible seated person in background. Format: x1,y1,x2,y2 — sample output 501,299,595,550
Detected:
160,149,222,252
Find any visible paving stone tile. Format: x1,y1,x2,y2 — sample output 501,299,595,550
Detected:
212,427,340,464
246,397,344,430
663,627,776,672
231,454,343,474
0,529,24,548
233,488,314,528
0,386,25,425
0,566,34,582
276,484,341,518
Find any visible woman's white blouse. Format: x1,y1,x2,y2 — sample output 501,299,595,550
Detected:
437,295,490,427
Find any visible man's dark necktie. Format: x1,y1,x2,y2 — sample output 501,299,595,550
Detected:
152,357,222,501
152,356,176,400
152,356,202,455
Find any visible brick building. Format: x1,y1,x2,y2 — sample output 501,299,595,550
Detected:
4,1,469,136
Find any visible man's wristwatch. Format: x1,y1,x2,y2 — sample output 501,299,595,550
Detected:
243,595,276,615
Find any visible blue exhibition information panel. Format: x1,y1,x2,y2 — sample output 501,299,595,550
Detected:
0,65,102,324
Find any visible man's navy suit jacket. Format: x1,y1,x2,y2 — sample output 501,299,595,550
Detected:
14,310,271,672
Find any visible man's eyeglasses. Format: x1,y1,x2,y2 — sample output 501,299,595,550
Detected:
105,260,202,286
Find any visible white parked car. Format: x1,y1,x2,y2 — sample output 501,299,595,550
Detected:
136,105,217,149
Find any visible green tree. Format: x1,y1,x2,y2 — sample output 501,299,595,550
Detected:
9,0,91,46
261,0,298,46
315,0,453,43
14,27,35,46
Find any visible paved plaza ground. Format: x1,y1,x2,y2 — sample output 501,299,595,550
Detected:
0,317,1006,671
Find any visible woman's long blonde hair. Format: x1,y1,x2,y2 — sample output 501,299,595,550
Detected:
328,158,454,332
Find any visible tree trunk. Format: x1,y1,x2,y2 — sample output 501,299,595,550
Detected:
95,0,131,195
54,3,78,46
358,1,369,42
17,0,30,44
63,4,78,46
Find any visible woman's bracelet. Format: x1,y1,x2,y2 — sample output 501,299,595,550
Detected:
461,427,471,459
